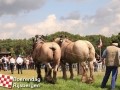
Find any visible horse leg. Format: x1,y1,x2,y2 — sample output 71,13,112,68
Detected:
44,65,48,80
69,63,74,79
45,63,52,83
36,63,42,82
61,62,67,79
53,64,59,84
80,62,88,83
47,63,52,77
88,60,94,83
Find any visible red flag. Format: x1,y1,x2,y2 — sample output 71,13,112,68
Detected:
98,37,102,48
0,74,13,89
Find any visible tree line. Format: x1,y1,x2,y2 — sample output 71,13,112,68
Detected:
0,31,120,56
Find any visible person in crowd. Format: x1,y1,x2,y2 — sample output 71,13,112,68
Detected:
2,56,8,71
9,55,15,74
30,56,35,69
22,57,26,69
16,55,23,74
101,41,120,90
0,58,2,71
95,53,101,71
25,57,29,70
93,57,98,72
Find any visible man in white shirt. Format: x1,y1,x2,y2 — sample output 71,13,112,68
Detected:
9,56,15,74
16,55,23,74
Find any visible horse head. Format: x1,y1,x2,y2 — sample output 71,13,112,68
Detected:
54,35,72,47
32,35,45,50
54,37,63,46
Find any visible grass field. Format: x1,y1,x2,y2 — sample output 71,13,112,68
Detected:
0,69,120,90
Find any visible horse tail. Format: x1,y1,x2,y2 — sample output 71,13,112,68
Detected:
85,41,95,60
49,47,56,58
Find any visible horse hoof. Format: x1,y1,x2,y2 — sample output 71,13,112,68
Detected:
62,77,67,80
46,79,56,84
86,80,93,84
45,76,52,82
86,78,94,84
51,79,57,84
81,79,87,83
70,77,74,80
81,76,88,83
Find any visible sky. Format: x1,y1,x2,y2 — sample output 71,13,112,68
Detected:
0,0,120,39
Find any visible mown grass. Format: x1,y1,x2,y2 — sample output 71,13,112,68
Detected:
0,69,120,90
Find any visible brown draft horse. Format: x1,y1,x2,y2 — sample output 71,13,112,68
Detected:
54,36,95,83
32,35,61,84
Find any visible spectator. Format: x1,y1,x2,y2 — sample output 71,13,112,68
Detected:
29,56,34,69
22,58,26,70
16,55,23,74
2,56,8,71
95,54,102,71
93,58,98,72
101,41,120,90
0,58,2,71
25,57,29,70
9,56,15,74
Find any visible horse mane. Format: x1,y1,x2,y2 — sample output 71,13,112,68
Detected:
37,40,44,44
64,38,73,43
33,40,44,51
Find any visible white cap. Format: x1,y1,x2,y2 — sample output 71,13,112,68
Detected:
112,43,118,46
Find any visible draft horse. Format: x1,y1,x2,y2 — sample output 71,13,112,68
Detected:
54,36,95,83
32,35,61,84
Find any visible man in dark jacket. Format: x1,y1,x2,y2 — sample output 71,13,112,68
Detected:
101,41,120,90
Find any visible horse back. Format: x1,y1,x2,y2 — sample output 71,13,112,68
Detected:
65,40,95,62
73,40,90,60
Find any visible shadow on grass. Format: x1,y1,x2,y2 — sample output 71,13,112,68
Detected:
93,83,120,90
93,84,110,90
57,77,81,82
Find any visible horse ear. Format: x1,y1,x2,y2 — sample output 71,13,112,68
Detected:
38,35,45,41
59,35,63,38
52,37,55,41
41,35,45,39
65,35,67,38
32,37,35,42
35,35,39,38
